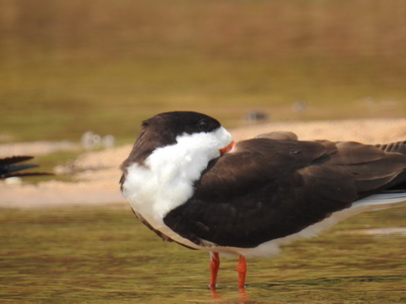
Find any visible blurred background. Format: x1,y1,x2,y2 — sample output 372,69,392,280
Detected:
1,0,405,143
1,2,406,302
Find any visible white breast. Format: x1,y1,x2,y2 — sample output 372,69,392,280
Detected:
121,127,233,248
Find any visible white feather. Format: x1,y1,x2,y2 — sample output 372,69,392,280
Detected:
121,126,233,249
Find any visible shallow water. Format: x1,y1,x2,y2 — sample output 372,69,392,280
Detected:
0,203,405,303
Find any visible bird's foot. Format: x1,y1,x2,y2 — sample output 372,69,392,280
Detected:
208,283,219,290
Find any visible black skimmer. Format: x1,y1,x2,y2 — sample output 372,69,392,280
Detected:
0,156,51,179
120,111,406,289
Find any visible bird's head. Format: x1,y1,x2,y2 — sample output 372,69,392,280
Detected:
121,111,234,174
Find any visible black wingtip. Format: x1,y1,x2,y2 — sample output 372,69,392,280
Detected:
0,156,34,166
0,155,53,179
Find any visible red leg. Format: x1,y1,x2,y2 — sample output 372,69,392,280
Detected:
236,254,247,289
209,252,220,289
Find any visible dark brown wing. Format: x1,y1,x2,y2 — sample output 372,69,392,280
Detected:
164,137,406,248
130,208,199,250
376,140,406,154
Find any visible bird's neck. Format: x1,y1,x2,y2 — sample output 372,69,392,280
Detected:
121,136,216,226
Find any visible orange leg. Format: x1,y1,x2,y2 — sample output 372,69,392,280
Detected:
209,252,220,289
236,254,247,289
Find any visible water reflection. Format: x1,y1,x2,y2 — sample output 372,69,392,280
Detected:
1,206,404,304
207,286,287,304
210,287,248,301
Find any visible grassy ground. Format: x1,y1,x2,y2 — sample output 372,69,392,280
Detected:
0,204,405,303
1,0,406,143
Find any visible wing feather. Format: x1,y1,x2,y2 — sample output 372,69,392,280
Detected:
164,137,406,248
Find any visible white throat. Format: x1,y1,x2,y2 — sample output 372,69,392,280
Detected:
121,126,232,244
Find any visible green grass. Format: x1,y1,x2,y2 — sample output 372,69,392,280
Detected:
0,204,405,303
1,0,406,143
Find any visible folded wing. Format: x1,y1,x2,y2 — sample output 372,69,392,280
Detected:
164,136,406,248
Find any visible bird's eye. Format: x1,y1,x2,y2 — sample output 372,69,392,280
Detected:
198,119,209,132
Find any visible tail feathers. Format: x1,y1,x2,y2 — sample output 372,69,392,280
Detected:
376,140,406,155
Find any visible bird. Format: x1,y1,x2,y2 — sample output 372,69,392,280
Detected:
0,156,52,179
119,111,406,290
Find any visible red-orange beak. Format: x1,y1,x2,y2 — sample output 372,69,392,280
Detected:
220,141,235,155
